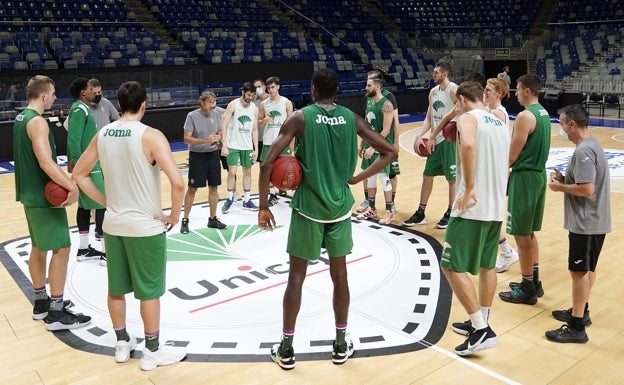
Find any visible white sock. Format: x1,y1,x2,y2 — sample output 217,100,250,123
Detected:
480,306,491,325
227,190,234,200
244,190,251,202
469,310,487,330
499,238,513,254
79,233,89,249
269,186,275,195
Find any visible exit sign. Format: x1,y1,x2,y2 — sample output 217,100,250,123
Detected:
495,48,510,58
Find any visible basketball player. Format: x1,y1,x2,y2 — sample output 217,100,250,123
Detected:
357,75,395,224
72,81,187,370
440,81,510,356
258,76,294,206
403,62,457,229
13,75,91,330
257,68,397,369
499,74,551,305
221,82,259,213
67,77,106,265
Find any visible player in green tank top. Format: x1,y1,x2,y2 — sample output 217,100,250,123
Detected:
67,77,106,262
13,75,90,331
257,69,397,370
499,74,552,306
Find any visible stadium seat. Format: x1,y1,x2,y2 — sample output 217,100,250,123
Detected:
603,93,621,118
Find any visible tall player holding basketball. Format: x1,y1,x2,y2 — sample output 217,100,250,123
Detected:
13,75,92,330
257,68,397,369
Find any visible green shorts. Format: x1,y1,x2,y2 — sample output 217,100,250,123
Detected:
259,144,289,162
227,148,254,168
441,216,501,275
423,140,456,181
506,170,546,236
78,170,105,209
24,206,70,251
361,152,391,174
286,210,353,260
105,232,167,300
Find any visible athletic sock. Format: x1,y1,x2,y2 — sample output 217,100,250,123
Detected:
145,331,160,352
468,310,487,330
115,326,130,342
227,189,234,200
385,201,393,211
281,329,294,349
480,306,491,324
335,323,347,345
79,232,89,249
367,198,376,210
34,286,48,300
533,263,540,283
499,237,513,254
49,295,64,311
244,190,251,202
418,203,426,212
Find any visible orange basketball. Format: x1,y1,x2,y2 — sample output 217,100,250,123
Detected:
416,137,431,157
443,121,457,142
270,156,302,190
44,181,68,206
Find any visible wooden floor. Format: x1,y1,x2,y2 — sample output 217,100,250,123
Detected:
1,118,623,385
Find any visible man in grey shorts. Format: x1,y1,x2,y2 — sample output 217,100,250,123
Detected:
180,91,227,233
546,104,611,343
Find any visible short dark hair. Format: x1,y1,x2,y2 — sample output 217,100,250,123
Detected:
436,61,452,75
69,77,89,99
517,74,542,95
456,81,484,103
242,81,255,94
559,104,589,128
312,68,339,99
465,71,484,85
266,76,280,86
117,81,146,114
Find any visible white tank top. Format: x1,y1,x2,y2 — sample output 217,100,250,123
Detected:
430,82,457,144
490,104,511,134
261,96,288,145
97,120,166,236
227,98,257,150
452,109,510,221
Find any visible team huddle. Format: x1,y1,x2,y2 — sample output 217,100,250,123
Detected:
12,65,610,371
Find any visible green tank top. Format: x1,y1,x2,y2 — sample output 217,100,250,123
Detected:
290,104,358,221
13,108,55,207
513,103,551,172
364,95,394,149
67,100,100,172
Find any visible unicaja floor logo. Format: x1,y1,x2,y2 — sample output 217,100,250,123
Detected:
0,197,450,362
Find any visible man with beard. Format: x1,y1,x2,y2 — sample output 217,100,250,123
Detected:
221,82,259,213
356,76,396,225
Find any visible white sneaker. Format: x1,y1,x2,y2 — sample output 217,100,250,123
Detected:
115,333,137,363
139,343,187,371
495,248,519,273
233,191,243,202
378,210,395,225
355,200,369,213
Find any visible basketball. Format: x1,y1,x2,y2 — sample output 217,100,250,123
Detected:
44,181,68,206
270,156,302,190
416,137,431,157
443,121,457,142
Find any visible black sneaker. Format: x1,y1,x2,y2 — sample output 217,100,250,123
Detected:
552,308,592,326
180,218,189,234
270,342,295,370
331,335,354,364
32,298,74,320
208,217,227,230
455,326,500,356
278,190,288,197
44,308,92,331
402,210,425,226
451,319,475,336
76,245,105,261
509,280,544,297
545,324,588,343
435,211,451,229
499,284,538,305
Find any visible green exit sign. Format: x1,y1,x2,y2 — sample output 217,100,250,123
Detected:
495,48,510,58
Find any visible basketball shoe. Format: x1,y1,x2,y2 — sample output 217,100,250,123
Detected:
77,245,104,261
495,248,519,273
180,218,189,234
139,343,187,371
242,200,259,211
552,308,592,326
44,308,91,331
222,199,234,214
355,200,370,213
332,335,354,364
378,209,395,225
115,333,137,363
32,298,74,320
270,341,296,370
455,326,499,356
402,209,425,226
545,324,588,343
356,207,377,220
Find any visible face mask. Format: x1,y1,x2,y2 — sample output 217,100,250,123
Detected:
559,127,570,141
93,94,102,104
256,87,264,96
